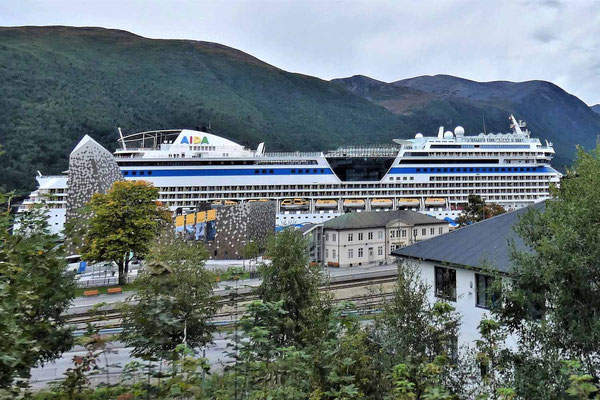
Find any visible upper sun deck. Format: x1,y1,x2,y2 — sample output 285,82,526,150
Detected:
115,129,262,159
394,115,554,152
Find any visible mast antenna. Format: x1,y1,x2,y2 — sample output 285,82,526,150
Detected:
118,127,127,150
482,115,487,134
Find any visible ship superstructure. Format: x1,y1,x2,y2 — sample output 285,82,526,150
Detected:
112,115,561,225
17,174,68,235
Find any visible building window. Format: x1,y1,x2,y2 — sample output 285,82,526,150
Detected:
435,266,457,301
332,249,336,258
325,249,329,258
348,233,354,242
368,232,373,240
476,274,497,309
378,230,383,239
378,246,383,256
325,233,329,242
413,229,417,237
439,227,443,234
401,229,407,238
390,230,395,239
348,249,354,258
332,233,337,241
422,228,426,236
358,232,364,241
358,248,363,257
430,227,435,235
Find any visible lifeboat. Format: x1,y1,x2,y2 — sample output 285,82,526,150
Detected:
371,198,393,208
211,200,225,208
425,198,446,207
343,199,366,209
315,199,338,209
281,198,309,210
248,199,269,202
397,198,420,207
211,200,237,208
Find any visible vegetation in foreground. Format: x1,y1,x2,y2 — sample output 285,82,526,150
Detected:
3,147,600,398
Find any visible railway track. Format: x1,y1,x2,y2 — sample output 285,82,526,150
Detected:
66,274,398,328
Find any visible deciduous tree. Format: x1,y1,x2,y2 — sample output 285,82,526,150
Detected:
120,232,218,360
456,194,505,227
494,145,600,394
0,196,75,390
256,229,324,347
81,181,170,285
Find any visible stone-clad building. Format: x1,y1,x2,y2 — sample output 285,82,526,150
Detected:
177,201,276,259
66,135,122,223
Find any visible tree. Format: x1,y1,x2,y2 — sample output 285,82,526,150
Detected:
494,145,600,394
120,231,219,360
255,229,325,347
0,195,75,391
370,262,462,396
81,181,170,285
456,195,505,227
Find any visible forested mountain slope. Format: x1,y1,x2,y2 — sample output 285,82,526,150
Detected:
333,75,600,169
2,26,599,193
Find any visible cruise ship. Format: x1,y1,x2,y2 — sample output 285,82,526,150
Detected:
19,115,561,230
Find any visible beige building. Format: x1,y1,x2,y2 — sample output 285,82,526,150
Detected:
322,210,449,267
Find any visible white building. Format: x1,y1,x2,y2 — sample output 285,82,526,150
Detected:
322,210,450,267
392,204,542,347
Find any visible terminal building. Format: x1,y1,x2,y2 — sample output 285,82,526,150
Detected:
303,210,450,268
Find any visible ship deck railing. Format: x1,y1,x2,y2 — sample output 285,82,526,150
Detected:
262,151,323,158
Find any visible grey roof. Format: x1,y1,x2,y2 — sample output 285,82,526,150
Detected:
323,210,446,230
297,223,317,234
392,202,545,273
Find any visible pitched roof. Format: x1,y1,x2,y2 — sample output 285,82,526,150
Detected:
392,202,545,273
323,210,446,230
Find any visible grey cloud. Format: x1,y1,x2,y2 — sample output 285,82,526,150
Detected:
532,27,558,43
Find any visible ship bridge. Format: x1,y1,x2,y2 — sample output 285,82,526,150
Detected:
324,144,400,181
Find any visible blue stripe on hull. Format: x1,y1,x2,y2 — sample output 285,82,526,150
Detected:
389,166,555,174
122,168,334,177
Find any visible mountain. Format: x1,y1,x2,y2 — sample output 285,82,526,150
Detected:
0,26,408,193
592,104,600,114
1,26,599,194
332,75,600,169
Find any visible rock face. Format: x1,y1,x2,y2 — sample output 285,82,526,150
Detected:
66,135,122,225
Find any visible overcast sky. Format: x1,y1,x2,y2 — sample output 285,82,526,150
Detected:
2,0,599,105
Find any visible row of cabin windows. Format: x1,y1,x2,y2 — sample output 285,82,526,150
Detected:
154,174,548,193
415,166,541,173
434,266,497,309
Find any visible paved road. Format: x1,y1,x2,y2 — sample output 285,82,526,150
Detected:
30,333,234,389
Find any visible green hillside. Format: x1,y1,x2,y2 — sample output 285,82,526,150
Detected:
2,26,599,194
0,26,408,193
333,75,600,169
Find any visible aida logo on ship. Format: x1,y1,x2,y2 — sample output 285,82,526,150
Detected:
180,136,210,145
